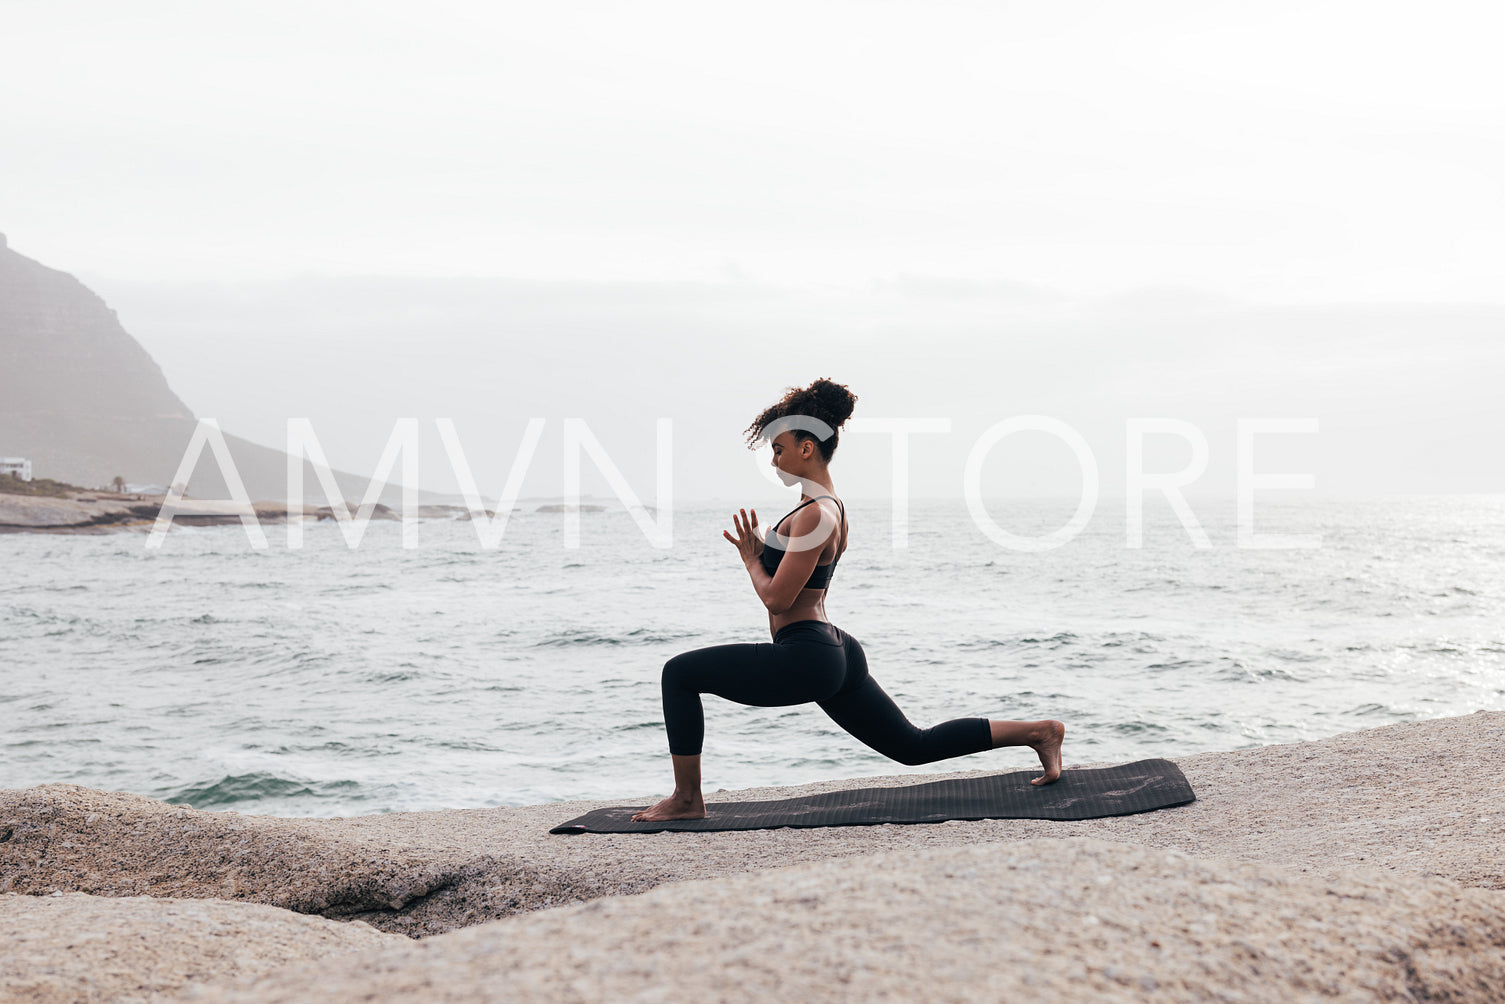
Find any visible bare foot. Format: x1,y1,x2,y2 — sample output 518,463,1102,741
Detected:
1028,720,1065,785
630,791,706,822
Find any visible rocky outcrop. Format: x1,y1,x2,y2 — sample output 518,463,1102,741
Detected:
0,489,336,534
3,711,1504,945
311,501,402,522
0,487,473,534
0,785,646,939
3,711,1505,1000
0,892,397,1004
185,836,1505,1003
0,490,164,532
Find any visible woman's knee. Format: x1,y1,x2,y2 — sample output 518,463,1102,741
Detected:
662,651,700,689
890,739,929,766
847,731,926,766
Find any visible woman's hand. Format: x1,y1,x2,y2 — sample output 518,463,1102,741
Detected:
723,508,764,565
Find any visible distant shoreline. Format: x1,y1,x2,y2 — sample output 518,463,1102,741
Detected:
0,486,612,535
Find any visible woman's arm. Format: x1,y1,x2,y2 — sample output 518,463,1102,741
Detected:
725,503,836,614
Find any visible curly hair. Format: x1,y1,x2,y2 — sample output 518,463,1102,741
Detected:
743,377,858,463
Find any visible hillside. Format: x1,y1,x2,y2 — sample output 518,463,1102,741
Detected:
0,233,417,503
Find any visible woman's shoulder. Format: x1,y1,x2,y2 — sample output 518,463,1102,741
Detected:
809,493,844,516
781,495,843,545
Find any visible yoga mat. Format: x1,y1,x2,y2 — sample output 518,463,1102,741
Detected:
550,758,1194,834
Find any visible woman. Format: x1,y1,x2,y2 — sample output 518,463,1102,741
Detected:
631,378,1065,822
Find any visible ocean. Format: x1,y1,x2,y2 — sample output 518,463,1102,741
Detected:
3,495,1502,817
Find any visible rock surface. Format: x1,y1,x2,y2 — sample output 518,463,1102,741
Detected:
182,837,1505,1003
0,891,397,1004
0,489,162,531
0,488,386,534
3,711,1503,943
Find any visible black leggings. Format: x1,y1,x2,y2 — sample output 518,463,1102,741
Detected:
659,619,994,765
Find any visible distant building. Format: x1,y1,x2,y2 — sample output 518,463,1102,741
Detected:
0,457,33,481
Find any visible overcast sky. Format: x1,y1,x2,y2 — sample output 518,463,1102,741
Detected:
2,1,1501,503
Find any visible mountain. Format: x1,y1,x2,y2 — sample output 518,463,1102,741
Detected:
0,232,417,503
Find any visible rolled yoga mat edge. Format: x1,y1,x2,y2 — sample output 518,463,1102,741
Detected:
550,757,1195,834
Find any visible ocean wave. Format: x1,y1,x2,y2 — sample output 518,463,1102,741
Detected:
160,772,363,809
1344,702,1409,718
1108,720,1173,735
955,631,1079,651
1213,659,1304,683
1144,659,1200,671
359,669,421,684
1125,578,1187,593
4,605,70,624
1097,631,1168,648
430,738,507,753
533,627,698,647
619,719,673,732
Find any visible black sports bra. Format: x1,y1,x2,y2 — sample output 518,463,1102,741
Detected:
759,495,845,590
